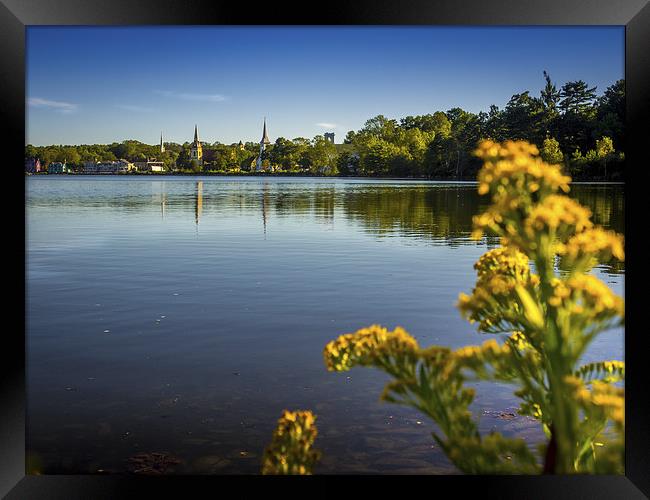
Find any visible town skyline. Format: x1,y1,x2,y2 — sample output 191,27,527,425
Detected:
26,26,623,146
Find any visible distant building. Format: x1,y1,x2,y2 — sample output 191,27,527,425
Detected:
48,161,71,174
238,140,244,150
324,132,335,143
117,158,135,172
160,132,165,154
134,160,164,172
83,159,132,174
190,125,203,165
25,158,42,173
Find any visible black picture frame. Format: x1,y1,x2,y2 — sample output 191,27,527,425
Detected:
2,0,649,497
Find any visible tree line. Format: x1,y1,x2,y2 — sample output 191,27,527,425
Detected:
340,73,624,180
26,73,624,180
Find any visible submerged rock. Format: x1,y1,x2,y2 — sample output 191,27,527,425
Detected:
127,452,181,474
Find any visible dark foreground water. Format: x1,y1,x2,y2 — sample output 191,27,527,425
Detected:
26,176,624,474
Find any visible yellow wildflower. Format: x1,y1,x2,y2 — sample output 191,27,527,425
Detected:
557,227,625,266
474,246,530,281
566,274,624,318
524,195,592,237
262,410,320,475
474,139,570,200
323,325,418,372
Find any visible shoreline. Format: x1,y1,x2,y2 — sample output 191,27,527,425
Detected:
24,173,624,184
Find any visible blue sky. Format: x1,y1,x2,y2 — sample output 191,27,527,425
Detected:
26,26,624,146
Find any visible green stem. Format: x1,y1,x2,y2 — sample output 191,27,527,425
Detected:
535,247,577,473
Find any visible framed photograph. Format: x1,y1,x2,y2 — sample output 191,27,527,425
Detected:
2,0,649,497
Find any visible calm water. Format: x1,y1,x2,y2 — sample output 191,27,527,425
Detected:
26,176,624,474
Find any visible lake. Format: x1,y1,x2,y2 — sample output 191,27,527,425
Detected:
26,176,624,474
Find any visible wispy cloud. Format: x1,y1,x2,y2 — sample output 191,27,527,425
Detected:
155,90,228,102
316,122,338,129
28,97,78,114
115,104,155,112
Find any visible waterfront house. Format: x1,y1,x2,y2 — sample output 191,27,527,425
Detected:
25,158,42,173
134,160,165,172
48,161,71,174
83,159,132,174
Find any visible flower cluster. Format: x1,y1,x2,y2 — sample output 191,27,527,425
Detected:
457,247,539,333
556,227,625,271
523,195,593,243
451,332,542,385
323,324,419,372
475,140,570,197
474,246,531,281
567,274,625,319
549,274,624,321
564,376,624,430
472,140,571,243
309,140,624,476
462,140,624,473
452,338,510,374
262,410,320,475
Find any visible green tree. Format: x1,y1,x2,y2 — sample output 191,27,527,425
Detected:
539,71,561,139
306,135,338,175
360,115,398,141
400,111,451,137
559,80,598,115
594,80,625,151
500,91,545,144
445,108,484,179
25,144,37,159
176,147,191,170
540,137,564,165
270,137,308,171
595,136,615,180
336,152,359,176
557,80,598,155
357,137,401,176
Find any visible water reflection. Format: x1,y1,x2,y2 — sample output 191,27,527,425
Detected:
195,180,203,226
28,178,624,263
131,179,624,268
262,181,269,237
25,177,625,475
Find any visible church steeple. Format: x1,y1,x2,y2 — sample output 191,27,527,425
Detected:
261,117,270,145
190,125,203,165
256,117,270,172
160,132,165,154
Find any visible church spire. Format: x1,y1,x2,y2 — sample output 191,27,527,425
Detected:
261,117,270,145
256,117,270,172
160,132,165,153
190,125,203,165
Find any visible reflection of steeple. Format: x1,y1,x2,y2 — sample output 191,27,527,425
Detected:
161,192,166,219
195,180,203,226
261,182,269,237
152,180,167,219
